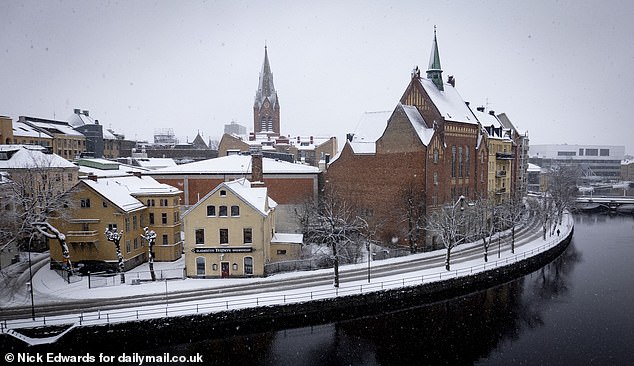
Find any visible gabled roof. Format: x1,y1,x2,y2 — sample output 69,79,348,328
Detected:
182,178,277,218
23,118,84,137
82,175,181,213
398,104,435,146
12,121,53,139
416,78,477,124
68,111,117,140
152,155,319,175
0,146,77,169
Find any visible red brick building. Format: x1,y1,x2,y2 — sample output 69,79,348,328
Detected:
326,31,488,247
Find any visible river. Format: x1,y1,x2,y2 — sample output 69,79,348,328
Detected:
151,213,634,365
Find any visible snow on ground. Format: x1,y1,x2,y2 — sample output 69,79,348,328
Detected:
1,214,573,334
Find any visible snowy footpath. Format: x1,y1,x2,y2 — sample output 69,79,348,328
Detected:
1,213,573,344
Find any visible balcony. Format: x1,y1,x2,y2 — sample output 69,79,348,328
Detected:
496,170,507,178
495,187,507,195
66,230,99,243
496,152,514,160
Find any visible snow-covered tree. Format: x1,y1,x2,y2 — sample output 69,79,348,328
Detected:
301,188,368,287
425,196,468,271
142,227,157,281
33,221,72,273
546,165,579,225
499,192,527,253
471,196,497,262
105,228,125,283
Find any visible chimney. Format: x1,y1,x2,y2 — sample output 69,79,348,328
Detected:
132,171,142,178
346,133,355,142
310,136,314,144
82,110,89,116
87,173,98,182
74,108,81,114
477,106,485,112
448,75,455,87
251,153,264,186
489,110,495,116
95,119,99,125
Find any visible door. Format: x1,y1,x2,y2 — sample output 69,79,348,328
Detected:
221,262,230,278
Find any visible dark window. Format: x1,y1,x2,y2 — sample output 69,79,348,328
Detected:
125,217,130,232
600,149,609,156
206,205,216,216
277,250,287,255
465,148,470,177
451,146,456,178
579,148,584,156
134,238,138,249
161,213,167,224
102,201,108,208
220,190,227,197
557,151,576,156
220,229,229,244
173,212,179,224
126,240,131,253
132,215,137,230
433,148,439,163
458,146,463,177
162,234,168,245
196,257,205,276
81,198,91,208
149,213,155,225
195,229,204,244
231,205,240,216
244,257,253,275
585,148,598,156
219,206,227,217
243,228,253,244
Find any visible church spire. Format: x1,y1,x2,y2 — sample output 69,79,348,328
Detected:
426,26,444,91
254,44,280,135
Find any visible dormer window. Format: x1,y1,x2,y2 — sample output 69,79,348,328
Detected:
220,190,227,197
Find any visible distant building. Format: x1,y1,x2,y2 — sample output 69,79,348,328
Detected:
183,178,301,278
18,116,86,160
253,46,280,136
68,109,120,159
529,144,625,182
224,121,247,137
154,128,178,145
621,158,634,181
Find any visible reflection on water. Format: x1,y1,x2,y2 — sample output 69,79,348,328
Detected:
168,220,595,366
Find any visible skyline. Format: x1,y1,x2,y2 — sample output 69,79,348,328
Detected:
1,0,633,154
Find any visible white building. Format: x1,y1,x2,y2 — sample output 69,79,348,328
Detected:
529,144,625,181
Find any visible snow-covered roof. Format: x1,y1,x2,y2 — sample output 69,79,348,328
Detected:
152,155,319,175
134,158,177,170
183,178,277,218
11,121,53,139
527,163,541,172
472,109,512,141
351,111,392,144
0,146,77,169
417,78,477,124
27,120,84,137
400,104,434,146
76,158,150,178
271,233,303,244
68,112,117,140
349,141,376,154
82,175,181,213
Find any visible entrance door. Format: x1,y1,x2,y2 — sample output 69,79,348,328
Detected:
221,262,230,278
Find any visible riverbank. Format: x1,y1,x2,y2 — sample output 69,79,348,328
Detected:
1,214,573,350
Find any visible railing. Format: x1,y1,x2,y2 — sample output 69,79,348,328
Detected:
66,230,99,242
1,218,573,331
496,152,514,160
496,170,507,178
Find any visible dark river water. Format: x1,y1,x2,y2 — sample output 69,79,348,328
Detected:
157,213,634,366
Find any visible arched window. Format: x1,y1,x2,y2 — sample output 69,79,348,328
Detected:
196,257,205,276
244,257,253,275
451,146,456,178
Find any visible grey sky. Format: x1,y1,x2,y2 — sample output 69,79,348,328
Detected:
2,0,633,154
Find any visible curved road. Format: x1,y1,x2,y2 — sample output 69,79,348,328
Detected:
0,216,544,321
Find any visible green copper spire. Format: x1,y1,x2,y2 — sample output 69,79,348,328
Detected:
426,26,444,91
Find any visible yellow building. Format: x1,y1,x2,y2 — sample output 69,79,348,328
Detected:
183,178,301,278
50,174,182,271
19,116,85,160
475,109,514,203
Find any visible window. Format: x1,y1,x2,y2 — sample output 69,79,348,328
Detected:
134,238,138,250
231,205,240,217
132,216,137,230
451,146,456,178
465,148,470,177
220,190,227,197
557,151,576,156
600,149,610,156
585,148,598,156
125,217,130,232
219,206,227,217
433,172,438,185
195,229,205,244
81,198,91,208
206,205,216,216
212,264,218,271
244,257,253,275
149,213,155,225
173,198,179,206
243,228,253,244
140,214,145,227
107,223,117,231
579,148,584,156
458,146,463,177
196,257,205,276
126,240,131,253
162,234,168,245
433,148,439,164
102,201,108,208
161,213,167,224
173,212,179,224
277,249,287,255
82,223,89,231
220,229,229,244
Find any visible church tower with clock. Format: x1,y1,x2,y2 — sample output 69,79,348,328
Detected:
253,45,280,136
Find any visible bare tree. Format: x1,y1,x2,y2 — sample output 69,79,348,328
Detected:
400,182,426,253
105,228,125,283
471,196,496,262
141,227,157,281
547,165,579,225
301,188,368,287
500,192,527,253
425,196,468,271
